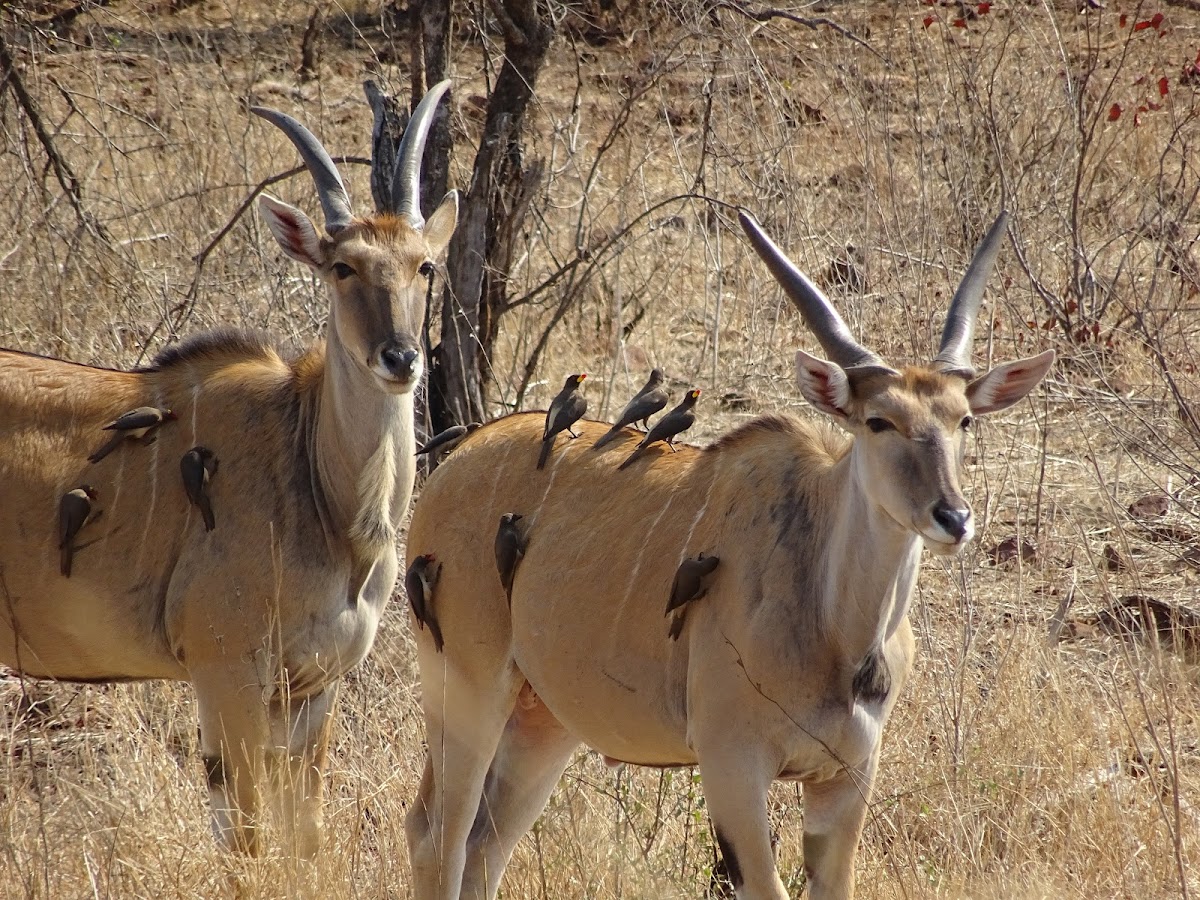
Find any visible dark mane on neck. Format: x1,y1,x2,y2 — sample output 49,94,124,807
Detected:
705,412,850,466
704,413,803,454
141,327,284,372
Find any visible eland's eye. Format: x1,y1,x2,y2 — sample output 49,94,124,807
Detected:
961,416,974,431
418,261,435,279
332,262,355,280
866,417,894,434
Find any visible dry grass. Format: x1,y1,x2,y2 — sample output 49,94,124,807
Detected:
2,0,1200,897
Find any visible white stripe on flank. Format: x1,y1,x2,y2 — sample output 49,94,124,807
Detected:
677,457,719,566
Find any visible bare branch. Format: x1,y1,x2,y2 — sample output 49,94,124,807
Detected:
713,0,883,61
485,0,529,49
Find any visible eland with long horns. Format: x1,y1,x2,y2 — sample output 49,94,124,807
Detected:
401,210,1053,899
0,82,458,856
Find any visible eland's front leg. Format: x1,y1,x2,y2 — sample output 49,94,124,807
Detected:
802,757,878,900
194,665,272,855
460,683,580,899
268,682,338,859
406,658,525,900
698,750,790,900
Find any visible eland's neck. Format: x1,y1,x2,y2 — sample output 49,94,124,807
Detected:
310,338,416,557
818,448,921,662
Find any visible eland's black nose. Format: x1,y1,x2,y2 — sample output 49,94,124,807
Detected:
380,343,420,380
932,502,972,541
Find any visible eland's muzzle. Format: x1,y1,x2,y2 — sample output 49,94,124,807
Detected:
374,338,422,386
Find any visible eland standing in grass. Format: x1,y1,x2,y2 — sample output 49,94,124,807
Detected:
402,210,1054,899
0,82,458,856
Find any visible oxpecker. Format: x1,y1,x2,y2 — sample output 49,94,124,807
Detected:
88,406,176,463
494,513,527,604
537,374,588,470
666,553,720,640
180,446,219,532
593,368,669,450
417,423,480,458
59,485,101,577
406,554,444,652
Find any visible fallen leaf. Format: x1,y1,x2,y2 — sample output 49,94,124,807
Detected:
1103,543,1128,571
988,536,1037,565
1129,493,1169,519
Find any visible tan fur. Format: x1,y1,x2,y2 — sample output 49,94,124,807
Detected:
404,350,1051,899
0,196,455,857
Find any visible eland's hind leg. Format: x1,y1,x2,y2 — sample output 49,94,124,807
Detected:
267,682,338,859
406,650,525,900
460,682,579,899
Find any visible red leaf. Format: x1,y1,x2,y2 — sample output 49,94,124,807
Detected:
1159,76,1170,96
1134,20,1152,32
952,17,967,27
923,14,936,27
1147,101,1162,111
1108,103,1122,121
1119,13,1127,27
1151,12,1164,28
978,2,991,12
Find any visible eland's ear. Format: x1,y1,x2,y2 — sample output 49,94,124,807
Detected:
423,190,459,257
966,349,1055,415
259,194,326,269
796,349,851,419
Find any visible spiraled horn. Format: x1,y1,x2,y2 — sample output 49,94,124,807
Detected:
739,210,894,374
390,80,453,229
933,212,1010,378
251,107,354,234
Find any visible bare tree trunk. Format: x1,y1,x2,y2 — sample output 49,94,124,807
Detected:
430,0,554,429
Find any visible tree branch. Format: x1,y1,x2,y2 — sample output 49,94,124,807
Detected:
0,32,111,242
713,0,883,62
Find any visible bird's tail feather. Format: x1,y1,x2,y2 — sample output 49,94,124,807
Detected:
537,437,553,470
87,435,123,464
617,448,643,471
592,427,621,450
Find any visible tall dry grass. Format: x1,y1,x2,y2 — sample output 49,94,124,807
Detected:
2,1,1198,897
